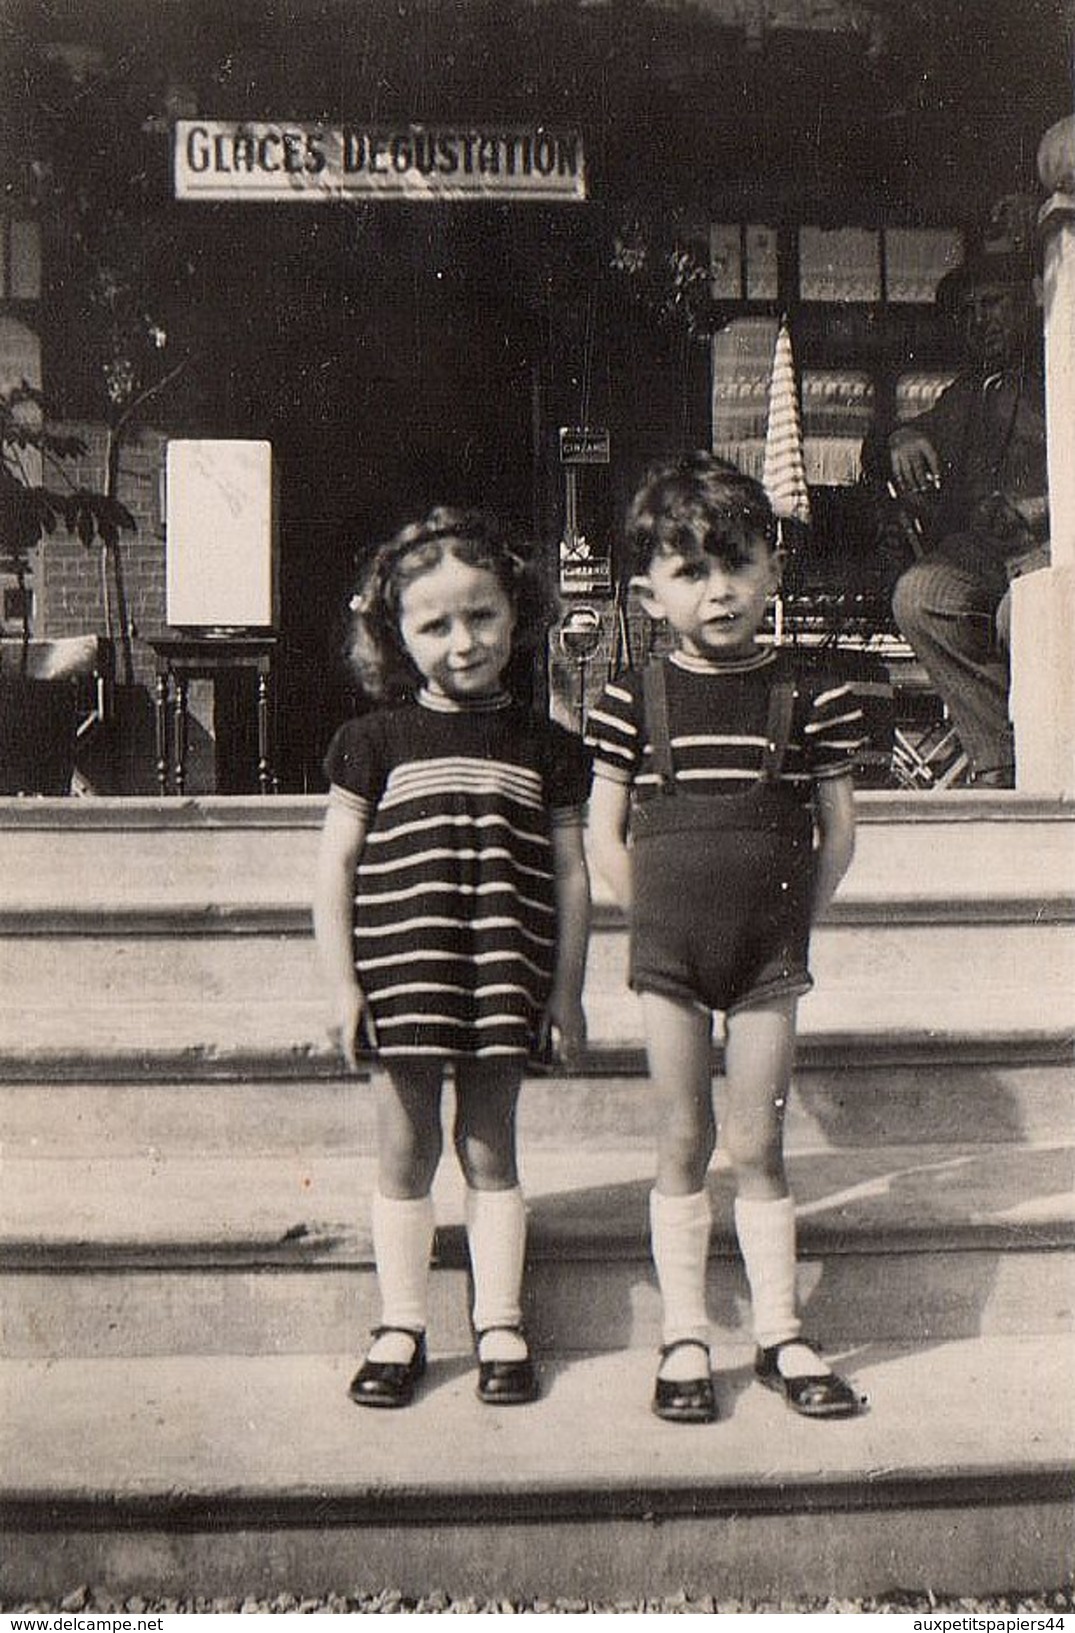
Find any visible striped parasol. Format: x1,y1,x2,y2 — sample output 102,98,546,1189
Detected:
762,316,811,527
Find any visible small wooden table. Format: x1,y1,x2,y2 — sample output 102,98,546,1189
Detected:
149,632,278,795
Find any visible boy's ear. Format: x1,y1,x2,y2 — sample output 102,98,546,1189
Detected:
629,573,664,621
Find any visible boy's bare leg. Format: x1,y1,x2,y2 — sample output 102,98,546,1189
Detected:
723,997,833,1377
643,991,716,1195
641,991,715,1382
721,996,796,1200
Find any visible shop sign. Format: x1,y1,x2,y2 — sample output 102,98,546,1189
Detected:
559,426,610,464
559,536,612,594
175,121,586,202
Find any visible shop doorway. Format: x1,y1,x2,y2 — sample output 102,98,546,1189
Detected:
201,210,543,791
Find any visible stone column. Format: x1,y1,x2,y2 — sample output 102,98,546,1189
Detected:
1010,116,1075,795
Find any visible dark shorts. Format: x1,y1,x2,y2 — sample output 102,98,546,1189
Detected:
629,803,815,1017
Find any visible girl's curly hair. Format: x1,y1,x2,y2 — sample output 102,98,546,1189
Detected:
627,451,777,577
346,506,558,700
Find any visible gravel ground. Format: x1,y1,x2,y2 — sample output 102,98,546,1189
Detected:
2,1587,1072,1614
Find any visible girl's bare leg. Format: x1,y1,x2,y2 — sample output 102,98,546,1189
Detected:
453,1058,523,1190
366,1061,444,1364
455,1060,529,1364
378,1060,445,1197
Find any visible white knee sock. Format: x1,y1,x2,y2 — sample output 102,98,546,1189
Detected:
734,1194,802,1350
650,1187,712,1349
465,1186,527,1351
371,1191,435,1334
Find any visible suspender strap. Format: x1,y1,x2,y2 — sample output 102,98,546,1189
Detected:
642,659,677,793
761,682,797,782
645,660,797,789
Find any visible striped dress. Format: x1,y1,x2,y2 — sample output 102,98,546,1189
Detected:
323,689,592,1060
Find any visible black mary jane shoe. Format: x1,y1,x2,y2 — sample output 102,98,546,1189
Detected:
652,1338,717,1424
348,1326,427,1409
475,1326,539,1406
754,1339,861,1420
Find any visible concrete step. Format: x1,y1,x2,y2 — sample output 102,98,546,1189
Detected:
2,938,1073,1070
6,1064,1071,1356
1,791,1072,911
2,792,1071,1069
2,794,1070,1606
5,1059,1073,1154
4,1139,1072,1357
3,885,1071,990
2,1336,1072,1603
585,918,1075,1044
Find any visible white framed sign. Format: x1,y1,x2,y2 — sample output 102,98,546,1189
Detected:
166,440,278,630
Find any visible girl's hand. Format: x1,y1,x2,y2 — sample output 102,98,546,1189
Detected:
331,983,375,1072
537,995,587,1068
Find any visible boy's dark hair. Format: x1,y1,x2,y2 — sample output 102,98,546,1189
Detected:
347,505,557,699
627,452,777,576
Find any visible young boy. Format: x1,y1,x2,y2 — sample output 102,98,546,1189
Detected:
586,453,865,1423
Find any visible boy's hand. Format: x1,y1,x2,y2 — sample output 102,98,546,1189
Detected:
329,983,375,1072
537,994,587,1068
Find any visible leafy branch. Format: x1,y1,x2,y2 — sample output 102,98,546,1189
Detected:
1,384,135,674
609,213,727,340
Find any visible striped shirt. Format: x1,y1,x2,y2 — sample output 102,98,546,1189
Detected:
323,690,591,1059
585,648,865,803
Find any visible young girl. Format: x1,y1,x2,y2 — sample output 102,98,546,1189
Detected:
586,454,864,1424
314,507,591,1409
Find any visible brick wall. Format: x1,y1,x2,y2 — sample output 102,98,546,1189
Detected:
37,420,167,689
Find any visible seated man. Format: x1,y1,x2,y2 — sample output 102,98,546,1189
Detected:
878,239,1048,787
